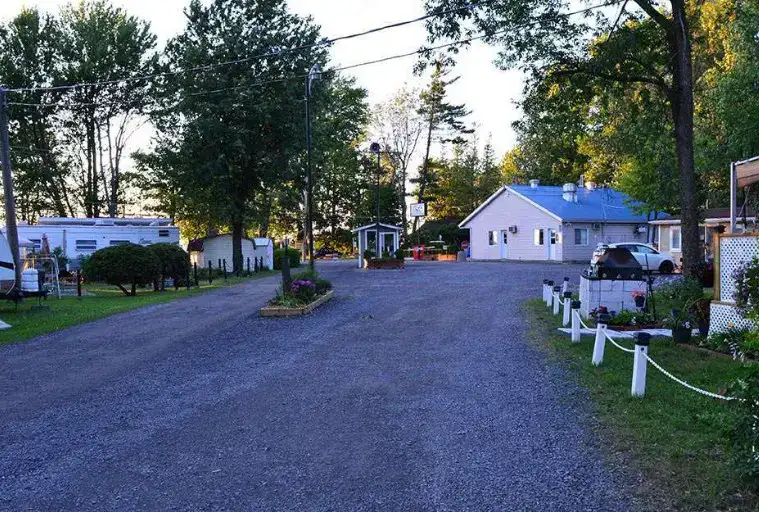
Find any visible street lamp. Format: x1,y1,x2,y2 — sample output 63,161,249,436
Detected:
305,63,321,271
370,142,381,258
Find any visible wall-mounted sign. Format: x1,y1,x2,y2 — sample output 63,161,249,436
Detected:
410,203,426,217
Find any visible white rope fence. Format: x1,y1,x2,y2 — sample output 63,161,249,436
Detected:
544,277,737,401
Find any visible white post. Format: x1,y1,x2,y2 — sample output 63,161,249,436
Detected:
730,161,737,234
357,230,363,268
571,300,582,343
542,279,549,303
562,277,569,294
631,333,651,397
562,292,572,326
552,285,561,315
592,313,610,366
546,280,554,307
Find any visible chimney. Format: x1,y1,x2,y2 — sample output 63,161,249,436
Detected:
529,179,540,189
585,181,597,191
562,183,578,203
578,174,585,189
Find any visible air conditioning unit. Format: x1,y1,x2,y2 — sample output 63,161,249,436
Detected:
508,225,518,233
592,223,602,230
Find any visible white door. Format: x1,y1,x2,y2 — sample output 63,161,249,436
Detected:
500,230,509,259
549,229,558,260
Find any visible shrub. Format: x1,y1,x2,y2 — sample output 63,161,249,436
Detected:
394,248,404,260
290,279,316,302
728,366,759,478
291,270,332,294
147,243,190,289
733,258,759,321
81,243,160,296
274,247,301,270
655,277,705,319
707,327,758,360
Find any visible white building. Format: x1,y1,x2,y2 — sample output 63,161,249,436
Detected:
460,180,660,262
187,235,274,271
14,217,180,269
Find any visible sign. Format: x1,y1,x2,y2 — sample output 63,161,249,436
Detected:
410,203,426,218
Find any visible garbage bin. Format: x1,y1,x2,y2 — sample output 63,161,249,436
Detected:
457,250,467,262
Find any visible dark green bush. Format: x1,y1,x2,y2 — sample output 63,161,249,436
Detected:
655,277,705,315
81,243,160,296
394,248,404,260
148,243,190,289
274,247,301,270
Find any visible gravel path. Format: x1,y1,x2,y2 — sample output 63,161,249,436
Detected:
0,260,630,511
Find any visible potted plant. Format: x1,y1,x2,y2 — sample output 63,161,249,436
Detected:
692,298,711,337
631,290,646,308
664,309,693,343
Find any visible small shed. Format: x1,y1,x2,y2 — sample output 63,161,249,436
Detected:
352,223,402,268
188,235,274,270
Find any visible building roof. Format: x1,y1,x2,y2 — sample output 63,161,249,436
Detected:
460,184,659,227
649,207,756,225
187,234,272,252
352,223,403,233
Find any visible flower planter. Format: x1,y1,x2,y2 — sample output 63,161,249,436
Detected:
634,296,646,308
260,290,335,317
671,327,692,344
697,320,709,337
366,259,405,270
436,254,457,261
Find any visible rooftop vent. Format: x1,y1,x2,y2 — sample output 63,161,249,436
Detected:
529,179,540,189
562,183,578,203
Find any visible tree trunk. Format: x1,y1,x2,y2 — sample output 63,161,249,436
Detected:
231,219,244,274
669,1,700,277
413,118,435,234
400,166,408,238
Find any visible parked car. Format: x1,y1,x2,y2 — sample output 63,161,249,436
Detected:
591,242,675,273
315,248,341,259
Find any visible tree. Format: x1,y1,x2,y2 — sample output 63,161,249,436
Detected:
413,61,473,233
146,0,326,273
81,243,160,296
425,0,705,276
372,87,425,236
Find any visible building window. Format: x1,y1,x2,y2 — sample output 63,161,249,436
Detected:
75,240,97,252
670,226,682,251
534,229,544,246
574,228,589,246
109,240,130,246
488,231,498,246
28,239,42,251
158,229,170,237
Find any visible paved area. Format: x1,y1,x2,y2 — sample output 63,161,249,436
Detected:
0,260,631,511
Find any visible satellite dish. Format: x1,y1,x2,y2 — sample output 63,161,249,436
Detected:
0,231,16,294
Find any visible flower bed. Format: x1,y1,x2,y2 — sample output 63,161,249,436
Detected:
365,258,404,270
260,290,334,317
261,271,334,317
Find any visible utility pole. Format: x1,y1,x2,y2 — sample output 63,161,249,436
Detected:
370,142,382,257
305,64,321,272
0,88,21,290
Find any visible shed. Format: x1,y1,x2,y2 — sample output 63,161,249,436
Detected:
188,235,274,270
352,223,402,268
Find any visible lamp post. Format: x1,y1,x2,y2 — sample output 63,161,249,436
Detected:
305,63,321,271
370,142,382,257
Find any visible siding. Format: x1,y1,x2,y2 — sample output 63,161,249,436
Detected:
192,236,273,270
560,223,645,262
464,189,561,261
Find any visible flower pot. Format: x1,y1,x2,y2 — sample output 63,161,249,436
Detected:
634,296,646,308
698,320,709,337
672,327,692,344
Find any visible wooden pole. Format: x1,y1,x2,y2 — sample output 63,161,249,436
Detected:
0,88,21,290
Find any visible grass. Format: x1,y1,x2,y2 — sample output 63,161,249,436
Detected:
525,298,757,511
0,270,278,347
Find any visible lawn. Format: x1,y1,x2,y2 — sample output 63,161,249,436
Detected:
525,298,757,511
0,271,278,346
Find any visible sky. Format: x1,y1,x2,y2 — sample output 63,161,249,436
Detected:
1,0,525,158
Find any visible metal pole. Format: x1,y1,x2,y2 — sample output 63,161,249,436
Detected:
730,161,737,233
306,76,315,271
0,88,21,290
376,151,381,258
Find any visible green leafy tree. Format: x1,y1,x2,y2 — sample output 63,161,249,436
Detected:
82,243,160,296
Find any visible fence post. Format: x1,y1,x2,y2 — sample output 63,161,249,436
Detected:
562,291,572,326
592,312,610,366
218,258,221,270
76,269,82,297
552,285,561,315
571,300,582,343
222,259,228,280
631,332,651,397
254,257,259,273
546,280,554,307
247,257,251,276
542,279,549,303
194,262,199,287
185,265,190,291
208,261,213,284
562,277,570,294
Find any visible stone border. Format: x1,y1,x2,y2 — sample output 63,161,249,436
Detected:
260,290,335,317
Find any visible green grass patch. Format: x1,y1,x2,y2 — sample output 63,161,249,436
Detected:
0,271,278,346
524,298,757,510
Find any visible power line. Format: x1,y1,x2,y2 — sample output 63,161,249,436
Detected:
7,0,618,110
5,4,480,94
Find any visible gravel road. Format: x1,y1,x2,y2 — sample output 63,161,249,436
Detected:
0,260,631,511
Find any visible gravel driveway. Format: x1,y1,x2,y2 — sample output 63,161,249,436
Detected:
0,260,630,511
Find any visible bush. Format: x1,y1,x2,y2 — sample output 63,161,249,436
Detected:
147,243,190,289
707,327,759,360
291,270,332,295
81,243,160,296
394,248,404,260
728,366,759,478
655,277,705,317
274,247,301,270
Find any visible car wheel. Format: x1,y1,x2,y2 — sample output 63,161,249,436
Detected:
659,261,674,274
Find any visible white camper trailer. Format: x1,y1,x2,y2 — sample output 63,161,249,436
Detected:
14,217,180,269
